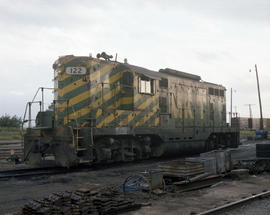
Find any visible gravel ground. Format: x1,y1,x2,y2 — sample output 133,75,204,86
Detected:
1,140,270,215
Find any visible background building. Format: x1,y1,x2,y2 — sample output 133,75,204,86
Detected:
239,117,270,130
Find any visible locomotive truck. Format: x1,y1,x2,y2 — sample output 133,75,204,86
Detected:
23,53,239,167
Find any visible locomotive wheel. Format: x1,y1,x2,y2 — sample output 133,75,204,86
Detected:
27,152,42,166
92,149,99,163
133,147,142,160
93,147,112,163
205,139,215,151
53,144,79,167
112,149,122,162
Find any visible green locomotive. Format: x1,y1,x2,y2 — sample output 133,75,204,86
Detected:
23,53,239,167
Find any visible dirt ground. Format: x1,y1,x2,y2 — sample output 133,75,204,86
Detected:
1,140,270,215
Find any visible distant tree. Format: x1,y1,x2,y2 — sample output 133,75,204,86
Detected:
47,103,54,111
0,114,22,127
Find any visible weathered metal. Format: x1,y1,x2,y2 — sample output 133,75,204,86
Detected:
23,54,240,167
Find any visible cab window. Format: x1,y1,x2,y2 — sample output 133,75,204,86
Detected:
139,77,154,94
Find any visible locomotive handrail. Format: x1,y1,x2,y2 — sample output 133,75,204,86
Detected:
68,126,75,148
22,101,42,128
32,87,54,112
22,87,54,129
69,105,81,151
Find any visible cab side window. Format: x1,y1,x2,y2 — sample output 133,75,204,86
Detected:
139,77,154,94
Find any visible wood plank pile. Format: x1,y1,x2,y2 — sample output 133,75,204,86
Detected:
20,186,139,215
158,160,204,178
0,142,23,160
92,188,137,215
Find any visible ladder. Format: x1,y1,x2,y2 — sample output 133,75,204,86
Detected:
73,127,87,152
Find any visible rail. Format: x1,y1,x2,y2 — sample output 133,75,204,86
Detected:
0,167,68,180
196,190,270,215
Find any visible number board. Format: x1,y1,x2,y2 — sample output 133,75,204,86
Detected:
65,67,87,75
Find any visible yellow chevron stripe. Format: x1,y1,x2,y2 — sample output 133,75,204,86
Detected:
59,79,86,97
113,93,143,122
97,92,158,129
63,85,121,123
107,97,133,109
105,113,115,127
58,87,96,110
134,93,143,103
120,93,142,123
58,60,100,82
58,72,69,82
96,112,115,128
121,97,133,104
118,110,128,127
91,62,118,83
59,62,116,96
144,103,159,123
95,97,133,128
57,56,77,81
154,117,160,126
93,85,121,108
136,103,159,127
80,122,89,127
58,70,122,110
96,108,102,118
109,70,122,83
64,107,90,125
137,94,158,110
122,95,158,126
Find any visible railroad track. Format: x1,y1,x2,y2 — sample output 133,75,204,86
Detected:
0,158,158,180
0,167,74,180
196,190,270,215
0,156,186,181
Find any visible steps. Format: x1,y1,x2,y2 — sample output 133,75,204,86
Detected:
73,128,87,152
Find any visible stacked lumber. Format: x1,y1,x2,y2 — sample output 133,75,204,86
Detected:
0,142,23,160
158,160,204,178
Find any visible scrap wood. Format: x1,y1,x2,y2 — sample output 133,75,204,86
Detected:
173,173,215,185
175,176,223,193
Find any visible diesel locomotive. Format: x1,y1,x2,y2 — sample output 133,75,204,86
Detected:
23,53,239,167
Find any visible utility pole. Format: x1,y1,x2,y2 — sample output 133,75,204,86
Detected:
230,88,232,126
245,104,255,130
234,106,238,118
251,65,264,130
230,88,236,126
244,104,255,119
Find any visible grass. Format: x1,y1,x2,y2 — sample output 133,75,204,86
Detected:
239,129,270,139
0,127,24,140
240,130,255,139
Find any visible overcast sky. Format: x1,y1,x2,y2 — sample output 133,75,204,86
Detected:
0,0,269,120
